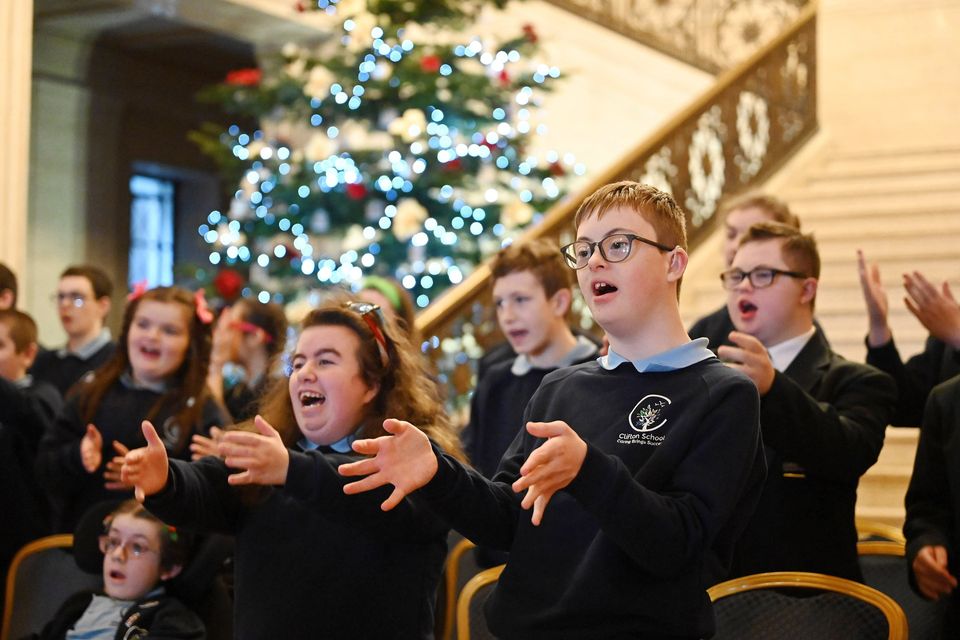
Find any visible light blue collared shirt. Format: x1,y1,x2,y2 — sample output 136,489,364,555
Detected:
119,370,167,394
599,337,714,373
300,433,356,453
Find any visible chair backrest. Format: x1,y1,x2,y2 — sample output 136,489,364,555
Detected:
2,535,102,640
708,571,908,640
442,537,479,640
856,519,906,544
858,540,946,640
456,565,505,640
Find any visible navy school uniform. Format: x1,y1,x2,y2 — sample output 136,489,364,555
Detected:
418,342,765,640
30,329,116,398
905,375,960,637
145,440,449,639
0,375,63,604
463,336,599,479
866,335,960,427
729,329,896,582
37,372,228,532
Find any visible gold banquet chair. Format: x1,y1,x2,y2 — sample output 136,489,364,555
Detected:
441,536,480,640
856,518,907,544
2,534,102,640
708,571,908,640
858,539,945,640
456,564,505,640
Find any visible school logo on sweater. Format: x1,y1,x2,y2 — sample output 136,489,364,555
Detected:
618,394,672,446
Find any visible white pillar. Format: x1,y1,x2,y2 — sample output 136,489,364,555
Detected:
0,0,33,278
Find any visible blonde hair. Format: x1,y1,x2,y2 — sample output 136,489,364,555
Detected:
721,192,799,229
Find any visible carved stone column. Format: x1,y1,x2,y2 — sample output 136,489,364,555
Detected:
0,0,33,278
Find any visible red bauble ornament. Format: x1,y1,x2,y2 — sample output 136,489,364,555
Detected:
497,70,511,87
213,268,245,303
442,158,463,172
346,183,368,200
225,68,262,86
420,55,442,73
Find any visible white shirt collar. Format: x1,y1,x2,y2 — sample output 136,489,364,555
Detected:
767,326,816,372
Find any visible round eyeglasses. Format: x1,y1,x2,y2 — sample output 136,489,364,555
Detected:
720,267,808,290
98,535,159,559
560,233,673,270
51,292,88,308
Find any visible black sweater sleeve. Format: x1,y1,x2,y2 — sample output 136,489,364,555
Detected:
0,378,62,451
760,364,895,482
35,396,87,496
866,335,950,427
904,381,956,579
283,449,447,540
417,442,524,551
144,457,244,535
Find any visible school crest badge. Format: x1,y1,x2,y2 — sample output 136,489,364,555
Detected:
628,394,671,432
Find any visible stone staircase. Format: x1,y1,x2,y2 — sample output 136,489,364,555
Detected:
682,142,960,528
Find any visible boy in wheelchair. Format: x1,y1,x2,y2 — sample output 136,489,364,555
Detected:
32,500,204,640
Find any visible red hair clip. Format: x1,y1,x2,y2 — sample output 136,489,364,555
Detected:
127,280,149,302
194,290,214,325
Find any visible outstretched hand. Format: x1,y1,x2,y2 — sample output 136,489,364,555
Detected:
103,440,132,490
913,545,957,600
80,424,103,474
511,421,587,526
121,421,170,502
718,331,775,396
857,249,892,346
338,418,438,511
190,426,225,461
219,416,289,486
903,272,960,348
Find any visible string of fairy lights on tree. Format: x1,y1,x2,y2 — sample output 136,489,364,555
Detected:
190,0,583,309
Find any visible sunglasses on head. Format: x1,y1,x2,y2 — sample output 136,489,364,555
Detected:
344,301,389,367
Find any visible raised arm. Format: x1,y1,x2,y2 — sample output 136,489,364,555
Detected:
857,249,893,347
903,271,960,349
341,417,521,548
123,421,242,533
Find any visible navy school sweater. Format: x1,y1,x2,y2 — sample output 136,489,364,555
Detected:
146,446,449,639
37,377,228,532
419,357,766,640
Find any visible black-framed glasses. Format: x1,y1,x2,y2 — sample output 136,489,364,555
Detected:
98,534,159,559
560,233,673,270
344,301,389,366
720,267,808,290
51,292,88,308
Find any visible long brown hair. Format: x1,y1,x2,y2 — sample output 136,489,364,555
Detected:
77,286,213,454
254,296,464,461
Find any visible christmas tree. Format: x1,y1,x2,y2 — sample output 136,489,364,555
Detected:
190,0,582,312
